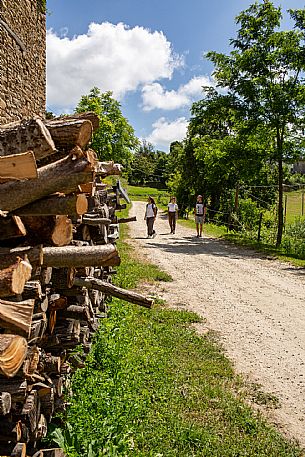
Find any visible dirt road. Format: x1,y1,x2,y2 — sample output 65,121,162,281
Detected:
129,201,305,447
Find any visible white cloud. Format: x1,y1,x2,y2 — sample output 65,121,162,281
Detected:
146,117,188,150
141,75,216,111
47,22,184,109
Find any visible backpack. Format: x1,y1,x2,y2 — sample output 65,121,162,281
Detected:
153,203,158,216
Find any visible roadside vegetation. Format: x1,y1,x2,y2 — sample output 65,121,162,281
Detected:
48,213,303,457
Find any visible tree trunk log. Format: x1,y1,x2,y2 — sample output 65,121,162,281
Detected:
22,281,42,300
14,194,88,217
96,161,122,177
0,391,11,415
82,217,111,226
22,216,73,247
0,335,28,377
0,118,56,160
0,298,35,337
0,148,95,212
0,442,26,457
66,111,99,132
0,151,37,181
41,449,65,457
73,277,154,308
117,216,137,224
45,118,93,150
0,215,26,240
43,244,119,268
0,258,32,297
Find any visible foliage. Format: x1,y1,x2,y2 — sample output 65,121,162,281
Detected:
128,140,169,187
75,88,139,170
206,1,305,245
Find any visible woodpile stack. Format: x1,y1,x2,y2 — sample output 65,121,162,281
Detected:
0,113,152,457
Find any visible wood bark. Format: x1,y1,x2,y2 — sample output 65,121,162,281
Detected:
14,194,88,217
43,244,119,268
0,151,37,181
0,379,27,402
0,215,26,240
0,118,56,160
0,335,28,377
41,449,65,457
0,298,35,337
96,161,122,177
0,246,43,269
22,281,43,300
0,391,11,415
82,217,111,226
66,111,100,132
45,118,93,150
0,258,32,297
0,148,95,212
22,216,73,247
73,277,154,308
117,216,137,224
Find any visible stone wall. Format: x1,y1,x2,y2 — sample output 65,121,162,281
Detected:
0,0,46,124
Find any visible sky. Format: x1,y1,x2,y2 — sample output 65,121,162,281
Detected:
46,0,305,152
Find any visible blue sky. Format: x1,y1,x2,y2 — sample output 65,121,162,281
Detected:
46,0,305,152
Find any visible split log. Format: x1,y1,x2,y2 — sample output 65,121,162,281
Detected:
22,281,42,300
73,277,154,309
58,305,91,323
0,118,56,161
0,299,35,337
43,244,119,268
0,391,11,415
0,246,43,269
0,215,26,240
51,268,75,289
45,118,93,150
0,148,96,212
82,217,111,226
117,216,137,224
0,419,22,442
0,335,27,377
0,258,32,297
21,390,40,433
22,216,73,247
30,315,48,341
23,346,40,377
14,194,88,217
0,379,27,402
39,354,61,375
96,161,122,177
67,111,100,132
35,413,48,439
0,151,37,181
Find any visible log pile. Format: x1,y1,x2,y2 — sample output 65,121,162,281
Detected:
0,113,147,456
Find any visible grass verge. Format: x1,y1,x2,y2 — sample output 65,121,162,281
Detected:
49,212,303,457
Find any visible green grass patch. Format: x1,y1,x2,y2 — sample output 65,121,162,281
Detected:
50,206,303,457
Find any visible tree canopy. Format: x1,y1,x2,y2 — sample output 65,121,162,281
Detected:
75,88,139,169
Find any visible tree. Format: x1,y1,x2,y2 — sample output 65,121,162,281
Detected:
75,88,138,169
207,1,305,245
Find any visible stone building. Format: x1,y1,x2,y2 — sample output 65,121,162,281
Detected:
0,0,46,124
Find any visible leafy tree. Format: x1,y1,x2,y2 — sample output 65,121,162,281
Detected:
75,88,139,170
128,140,169,186
207,1,305,245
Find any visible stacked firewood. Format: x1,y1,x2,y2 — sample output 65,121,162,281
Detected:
0,114,152,457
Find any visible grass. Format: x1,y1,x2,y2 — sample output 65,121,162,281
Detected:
51,209,303,457
285,191,305,224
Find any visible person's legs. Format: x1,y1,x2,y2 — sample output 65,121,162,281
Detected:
196,222,199,237
172,214,176,234
169,212,175,233
147,217,155,236
199,223,203,237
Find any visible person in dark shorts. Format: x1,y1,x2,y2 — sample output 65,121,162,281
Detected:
144,196,157,238
167,196,178,234
194,194,206,237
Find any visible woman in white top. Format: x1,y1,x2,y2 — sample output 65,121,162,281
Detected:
144,196,157,238
167,196,178,234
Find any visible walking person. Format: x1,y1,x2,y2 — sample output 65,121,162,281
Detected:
168,196,178,234
194,194,206,238
144,196,157,238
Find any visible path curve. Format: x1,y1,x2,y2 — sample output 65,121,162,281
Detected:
129,201,305,447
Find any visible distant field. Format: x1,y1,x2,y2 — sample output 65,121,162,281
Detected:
284,190,305,224
127,184,170,205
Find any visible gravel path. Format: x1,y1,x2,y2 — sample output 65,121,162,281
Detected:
129,201,305,447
